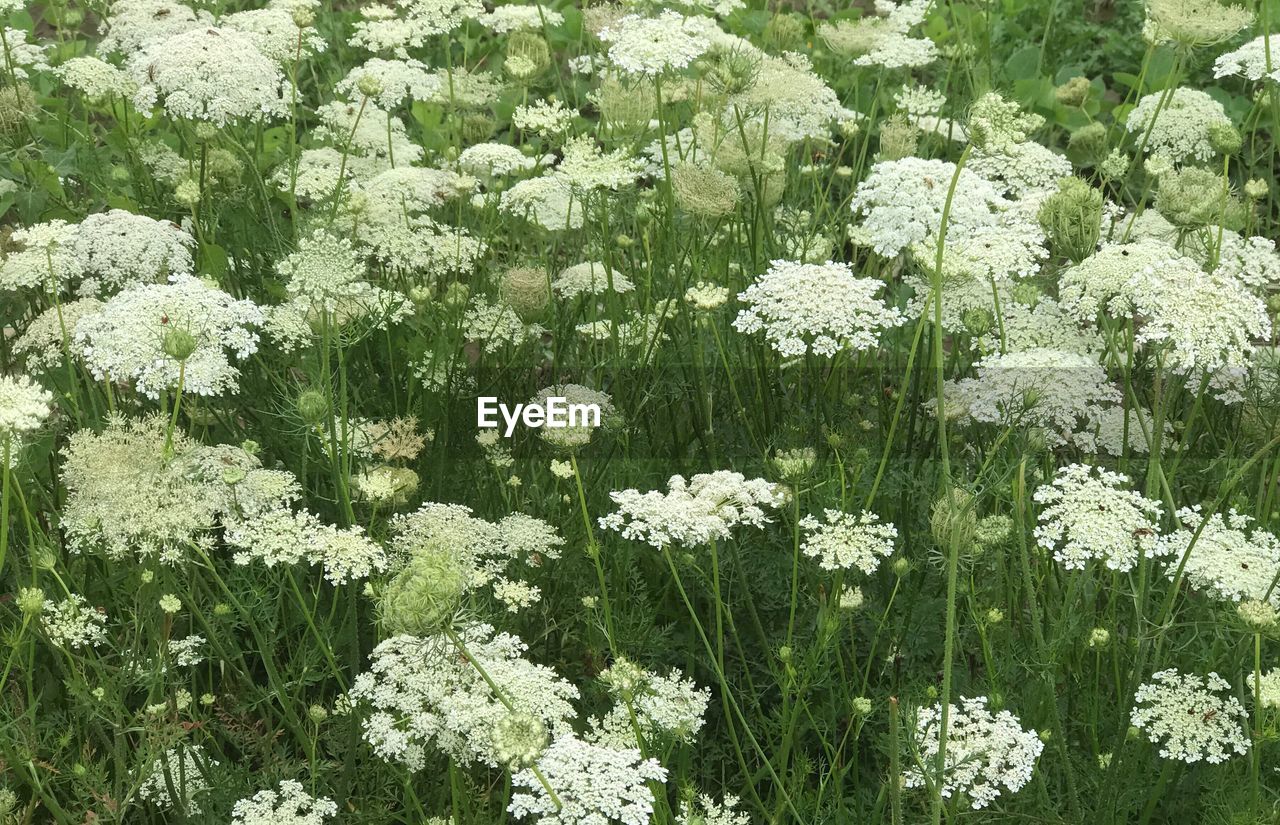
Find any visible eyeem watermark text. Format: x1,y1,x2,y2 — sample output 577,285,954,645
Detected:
477,396,602,437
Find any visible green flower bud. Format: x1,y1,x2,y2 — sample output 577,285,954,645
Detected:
930,487,976,549
161,327,199,361
1208,121,1242,155
1156,166,1246,229
492,711,549,769
672,162,740,219
1066,122,1109,168
1037,176,1103,263
500,266,551,319
296,389,329,425
378,547,465,636
1054,76,1091,108
17,586,45,617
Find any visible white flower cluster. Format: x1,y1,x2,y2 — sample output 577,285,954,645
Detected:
850,158,1009,258
0,211,194,297
1214,34,1280,84
509,734,668,825
902,696,1043,810
1158,507,1280,607
336,57,440,108
348,626,579,769
1033,464,1163,571
167,634,207,667
589,660,710,747
230,780,337,825
939,348,1120,445
1125,87,1232,164
554,261,634,297
75,275,264,399
0,374,53,440
41,593,108,649
1130,669,1249,763
388,502,563,610
733,260,905,357
598,11,710,77
137,745,219,815
129,27,287,124
599,471,788,548
799,509,898,574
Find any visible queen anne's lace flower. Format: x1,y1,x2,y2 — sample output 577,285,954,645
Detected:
902,696,1043,810
477,4,564,32
230,780,337,825
68,210,195,297
553,262,633,297
0,374,53,439
348,626,579,769
799,509,898,574
57,56,137,101
598,11,710,76
137,745,219,815
1158,507,1280,607
850,158,1009,257
1214,34,1280,84
336,57,440,108
98,0,210,55
734,260,905,357
1033,464,1163,571
599,471,788,548
590,660,709,747
75,275,265,399
509,734,668,825
129,27,287,125
459,142,538,177
1130,669,1249,763
1058,240,1177,321
1126,88,1233,164
940,348,1119,445
41,593,107,649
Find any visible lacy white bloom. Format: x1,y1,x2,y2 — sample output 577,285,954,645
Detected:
733,260,904,357
513,99,574,136
598,11,709,76
902,696,1043,810
138,745,219,815
1210,231,1280,292
68,209,195,297
167,634,206,667
599,471,788,548
528,384,615,449
1033,464,1163,571
348,626,579,769
1071,404,1169,456
0,374,52,439
590,660,710,747
1126,88,1232,164
57,56,138,101
553,262,634,297
14,298,103,373
1248,669,1280,709
940,348,1119,445
509,734,668,825
477,4,564,32
76,275,264,399
1130,669,1249,763
129,27,286,125
676,794,749,825
41,593,107,649
336,57,440,108
1214,34,1280,84
98,0,211,55
799,509,897,574
500,175,583,230
1126,250,1270,400
230,780,337,825
459,142,539,177
850,158,1009,257
463,297,545,353
1058,240,1177,321
1158,507,1280,607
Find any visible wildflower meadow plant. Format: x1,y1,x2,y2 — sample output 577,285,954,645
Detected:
1,0,1280,821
